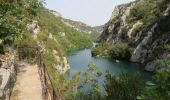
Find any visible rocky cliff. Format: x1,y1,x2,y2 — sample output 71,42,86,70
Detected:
97,0,170,71
0,54,16,100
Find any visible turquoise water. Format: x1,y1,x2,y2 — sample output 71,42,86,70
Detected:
68,49,153,83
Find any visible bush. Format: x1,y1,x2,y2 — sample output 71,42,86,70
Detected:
108,43,133,60
91,47,101,57
105,74,142,100
126,0,159,30
164,44,170,51
91,43,133,60
14,33,37,62
0,0,41,53
138,60,170,100
0,44,5,54
91,43,109,57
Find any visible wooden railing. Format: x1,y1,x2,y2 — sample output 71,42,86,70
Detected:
37,49,64,100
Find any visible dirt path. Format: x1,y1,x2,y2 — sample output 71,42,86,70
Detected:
11,62,42,100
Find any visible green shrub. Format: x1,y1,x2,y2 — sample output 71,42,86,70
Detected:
108,43,133,60
138,59,170,100
105,74,142,100
130,1,156,20
91,43,109,57
43,51,56,67
0,0,41,53
126,0,161,30
164,44,170,51
92,43,133,59
0,43,5,54
14,33,37,62
91,48,100,56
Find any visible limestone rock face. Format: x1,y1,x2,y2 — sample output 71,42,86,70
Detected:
128,21,142,38
130,5,170,71
98,0,170,72
100,2,135,43
110,4,126,21
0,55,16,100
52,50,70,73
130,30,154,63
26,20,40,39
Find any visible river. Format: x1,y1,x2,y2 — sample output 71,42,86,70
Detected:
68,48,153,83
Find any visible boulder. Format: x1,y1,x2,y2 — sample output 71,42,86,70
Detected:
145,61,159,72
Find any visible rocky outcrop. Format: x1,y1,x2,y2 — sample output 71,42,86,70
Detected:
98,0,170,72
53,50,70,73
100,2,135,43
26,20,40,39
128,21,142,38
131,4,170,71
145,61,160,72
0,54,16,100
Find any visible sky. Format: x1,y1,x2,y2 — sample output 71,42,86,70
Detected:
45,0,134,26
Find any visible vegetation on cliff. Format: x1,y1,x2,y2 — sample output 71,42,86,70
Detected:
0,0,41,53
92,43,133,60
93,0,170,72
37,8,93,54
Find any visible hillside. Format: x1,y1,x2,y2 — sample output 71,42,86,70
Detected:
50,10,102,39
38,8,93,53
13,7,94,77
92,0,170,72
0,5,93,99
61,18,102,38
93,25,104,34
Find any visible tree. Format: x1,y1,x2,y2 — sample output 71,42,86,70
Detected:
0,0,42,53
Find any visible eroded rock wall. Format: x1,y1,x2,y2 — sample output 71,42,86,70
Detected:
98,0,170,71
0,55,16,100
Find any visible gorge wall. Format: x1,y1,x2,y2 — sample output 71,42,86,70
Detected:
96,0,170,72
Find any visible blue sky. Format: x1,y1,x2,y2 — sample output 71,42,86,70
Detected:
45,0,134,26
